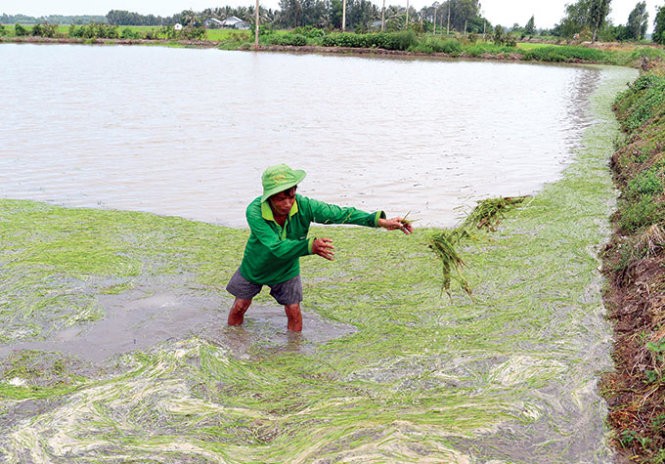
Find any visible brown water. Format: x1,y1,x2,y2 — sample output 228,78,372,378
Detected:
0,44,599,228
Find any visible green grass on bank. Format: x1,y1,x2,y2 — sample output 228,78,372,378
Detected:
0,66,636,462
601,66,665,463
2,22,664,66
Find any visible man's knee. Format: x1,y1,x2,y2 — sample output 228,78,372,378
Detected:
228,298,252,326
284,303,302,332
232,298,252,313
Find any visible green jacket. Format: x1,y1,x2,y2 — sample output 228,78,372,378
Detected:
239,194,385,285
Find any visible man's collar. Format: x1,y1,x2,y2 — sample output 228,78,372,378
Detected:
261,199,299,222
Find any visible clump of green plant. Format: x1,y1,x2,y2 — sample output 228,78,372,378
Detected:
31,23,58,38
619,195,663,233
265,33,308,46
463,196,528,232
322,31,417,51
293,26,325,39
68,23,119,39
120,27,143,40
14,23,29,36
522,45,609,63
644,337,665,385
411,37,462,55
427,228,471,298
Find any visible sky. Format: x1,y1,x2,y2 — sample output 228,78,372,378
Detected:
1,0,661,31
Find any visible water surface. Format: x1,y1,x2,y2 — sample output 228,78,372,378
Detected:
1,44,599,227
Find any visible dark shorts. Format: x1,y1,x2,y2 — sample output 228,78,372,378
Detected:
226,269,303,305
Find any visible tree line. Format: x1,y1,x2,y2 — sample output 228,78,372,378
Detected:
2,0,665,43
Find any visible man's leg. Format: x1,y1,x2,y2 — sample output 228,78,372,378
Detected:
228,298,252,326
284,303,302,332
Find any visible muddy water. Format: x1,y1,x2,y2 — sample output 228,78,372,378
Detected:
1,44,598,227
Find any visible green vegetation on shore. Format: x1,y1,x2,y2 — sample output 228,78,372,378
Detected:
2,23,665,66
602,64,665,464
0,66,634,462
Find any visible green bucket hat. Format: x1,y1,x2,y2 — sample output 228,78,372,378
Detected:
261,164,306,202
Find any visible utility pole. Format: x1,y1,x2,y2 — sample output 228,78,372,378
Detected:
342,0,347,31
406,0,409,29
381,0,386,31
447,1,451,35
433,5,437,34
254,0,259,49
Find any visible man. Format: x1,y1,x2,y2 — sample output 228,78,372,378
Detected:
226,164,413,332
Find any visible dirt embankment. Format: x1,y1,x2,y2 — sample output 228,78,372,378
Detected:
601,61,665,463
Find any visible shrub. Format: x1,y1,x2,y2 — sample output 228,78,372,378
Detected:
69,23,119,39
322,32,369,48
179,26,206,40
522,45,609,63
31,23,58,38
268,33,307,46
293,26,324,38
322,31,416,51
626,168,664,199
0,24,6,36
144,29,161,40
619,195,662,232
14,24,29,36
429,38,462,54
120,28,142,39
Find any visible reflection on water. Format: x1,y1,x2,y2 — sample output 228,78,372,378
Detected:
0,44,599,227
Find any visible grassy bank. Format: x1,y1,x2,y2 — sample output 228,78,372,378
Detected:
0,66,635,462
602,64,665,464
2,24,664,66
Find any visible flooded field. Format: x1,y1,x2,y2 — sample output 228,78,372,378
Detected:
0,43,638,463
2,43,600,227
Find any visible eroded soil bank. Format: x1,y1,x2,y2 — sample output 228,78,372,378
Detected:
601,62,665,464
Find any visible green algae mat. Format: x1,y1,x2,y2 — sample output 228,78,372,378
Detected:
0,66,637,463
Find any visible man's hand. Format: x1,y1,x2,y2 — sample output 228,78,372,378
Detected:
313,237,335,260
378,217,413,235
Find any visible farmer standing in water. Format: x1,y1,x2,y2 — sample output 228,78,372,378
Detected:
226,164,413,332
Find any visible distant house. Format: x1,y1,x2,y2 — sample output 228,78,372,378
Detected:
221,16,250,30
204,18,224,29
370,20,383,31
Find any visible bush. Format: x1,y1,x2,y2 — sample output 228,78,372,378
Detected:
620,77,665,130
619,196,662,232
464,42,515,57
144,29,161,40
68,23,119,39
0,24,6,36
14,24,29,36
322,32,370,48
293,26,325,38
267,33,307,46
322,31,416,51
160,25,205,41
521,45,609,63
31,23,58,38
179,26,206,40
120,28,142,39
428,38,462,54
626,168,664,199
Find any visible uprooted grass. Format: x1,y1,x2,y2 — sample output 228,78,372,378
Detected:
427,228,471,298
426,196,528,299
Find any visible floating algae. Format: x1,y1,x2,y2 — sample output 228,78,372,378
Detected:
0,66,638,463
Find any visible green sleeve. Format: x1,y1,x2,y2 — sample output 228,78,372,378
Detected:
305,197,386,227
